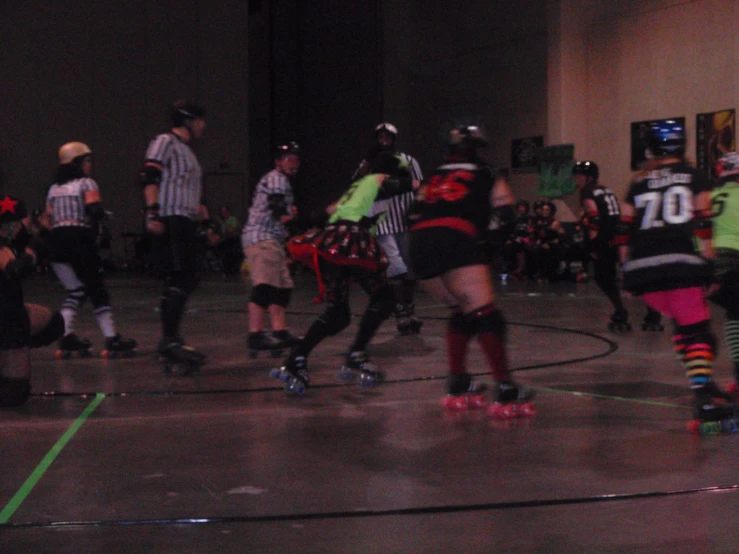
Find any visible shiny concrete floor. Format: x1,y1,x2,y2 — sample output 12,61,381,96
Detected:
2,269,739,553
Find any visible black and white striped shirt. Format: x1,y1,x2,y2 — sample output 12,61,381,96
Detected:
242,169,294,247
46,177,98,229
145,133,203,219
368,152,423,235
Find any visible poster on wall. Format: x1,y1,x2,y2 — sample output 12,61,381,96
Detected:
511,136,543,174
696,109,735,180
630,117,685,170
537,144,575,197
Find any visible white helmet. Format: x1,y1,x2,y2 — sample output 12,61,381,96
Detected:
58,142,92,164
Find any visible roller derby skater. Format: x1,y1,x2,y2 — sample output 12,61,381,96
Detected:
0,194,65,407
46,142,137,358
354,123,425,338
708,152,739,398
242,142,301,360
140,100,209,374
621,128,722,434
158,337,206,376
279,151,420,395
408,124,535,419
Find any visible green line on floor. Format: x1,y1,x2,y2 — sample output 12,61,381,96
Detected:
537,386,683,409
0,393,106,524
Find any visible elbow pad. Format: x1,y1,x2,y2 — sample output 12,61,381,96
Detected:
612,215,634,246
85,202,106,223
138,164,162,188
267,194,288,218
377,177,412,199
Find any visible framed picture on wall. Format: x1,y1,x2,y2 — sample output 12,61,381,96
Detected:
511,136,543,174
537,144,575,197
696,109,735,180
630,117,685,170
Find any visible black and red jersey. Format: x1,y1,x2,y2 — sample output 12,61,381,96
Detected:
409,160,495,237
581,183,621,242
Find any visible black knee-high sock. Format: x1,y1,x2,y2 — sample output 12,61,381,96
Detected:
350,307,388,353
161,288,187,338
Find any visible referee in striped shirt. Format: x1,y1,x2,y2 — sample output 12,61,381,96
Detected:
354,123,424,335
140,100,208,362
242,142,300,353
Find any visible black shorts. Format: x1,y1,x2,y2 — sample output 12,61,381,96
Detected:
150,216,201,276
410,227,487,280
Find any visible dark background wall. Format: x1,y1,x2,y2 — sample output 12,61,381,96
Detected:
1,0,548,255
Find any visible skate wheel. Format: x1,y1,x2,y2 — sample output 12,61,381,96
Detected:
441,395,469,411
337,366,355,382
55,350,65,359
487,402,516,420
286,378,306,395
269,367,283,380
468,395,488,410
518,403,536,417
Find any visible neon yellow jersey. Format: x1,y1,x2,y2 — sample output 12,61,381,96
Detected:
712,180,739,252
329,174,382,224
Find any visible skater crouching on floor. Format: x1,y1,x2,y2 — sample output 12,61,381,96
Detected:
45,142,136,357
619,129,730,429
272,152,420,394
408,125,534,418
242,142,301,356
0,195,65,406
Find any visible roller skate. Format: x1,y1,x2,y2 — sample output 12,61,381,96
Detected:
641,308,664,332
100,334,137,358
608,309,632,332
247,331,285,359
158,337,206,376
487,381,536,420
55,333,93,359
687,381,738,436
441,373,488,411
269,356,309,395
338,350,385,387
396,303,423,336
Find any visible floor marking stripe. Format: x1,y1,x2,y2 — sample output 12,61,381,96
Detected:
2,484,737,530
0,393,105,524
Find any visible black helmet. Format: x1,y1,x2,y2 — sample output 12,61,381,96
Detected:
544,201,557,216
572,160,599,182
171,100,206,127
533,199,546,212
643,127,685,158
274,141,301,160
448,125,488,149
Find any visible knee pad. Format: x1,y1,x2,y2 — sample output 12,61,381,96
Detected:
270,287,292,307
250,284,272,309
318,302,352,336
449,311,476,337
368,284,395,320
27,311,64,349
468,305,506,339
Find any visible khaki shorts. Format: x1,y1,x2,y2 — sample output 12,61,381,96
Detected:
245,240,294,288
